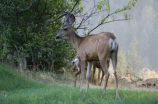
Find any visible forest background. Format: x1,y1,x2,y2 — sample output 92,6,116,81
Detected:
0,0,157,75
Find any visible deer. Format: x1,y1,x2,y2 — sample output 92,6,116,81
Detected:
64,56,81,88
65,57,110,87
55,12,119,98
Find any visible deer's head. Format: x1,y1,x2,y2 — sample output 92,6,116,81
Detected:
56,12,75,40
64,57,80,72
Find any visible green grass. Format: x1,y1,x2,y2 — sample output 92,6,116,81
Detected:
0,64,42,91
0,64,158,104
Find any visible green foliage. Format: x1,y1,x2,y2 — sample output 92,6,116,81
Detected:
114,0,137,19
97,0,110,11
94,0,137,30
0,0,138,72
0,0,77,72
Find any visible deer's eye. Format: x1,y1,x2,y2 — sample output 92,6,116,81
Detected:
63,28,67,31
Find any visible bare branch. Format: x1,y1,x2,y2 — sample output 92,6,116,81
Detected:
76,27,88,29
88,18,131,35
71,0,80,12
44,13,67,26
17,0,37,13
87,6,132,35
75,0,97,30
45,0,81,27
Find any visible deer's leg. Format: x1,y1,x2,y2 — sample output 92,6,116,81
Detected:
99,68,104,86
98,68,101,85
86,62,92,92
92,65,96,84
111,52,119,99
80,60,86,92
74,70,81,88
101,59,109,86
107,59,110,69
100,59,110,93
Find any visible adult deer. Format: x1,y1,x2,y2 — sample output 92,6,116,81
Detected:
56,12,119,98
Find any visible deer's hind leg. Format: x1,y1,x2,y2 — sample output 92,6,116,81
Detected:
99,58,110,93
111,52,119,99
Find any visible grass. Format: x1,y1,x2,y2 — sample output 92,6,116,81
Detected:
0,64,158,104
0,64,42,91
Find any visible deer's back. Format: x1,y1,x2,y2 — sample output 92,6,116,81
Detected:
78,32,116,61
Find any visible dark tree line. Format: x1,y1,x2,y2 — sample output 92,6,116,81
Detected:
0,0,78,72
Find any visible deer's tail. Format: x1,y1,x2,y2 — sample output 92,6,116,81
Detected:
109,38,118,53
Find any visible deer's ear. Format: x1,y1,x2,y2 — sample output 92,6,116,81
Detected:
69,14,75,25
64,58,73,65
64,12,75,25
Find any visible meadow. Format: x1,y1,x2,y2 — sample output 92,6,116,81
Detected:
0,64,158,104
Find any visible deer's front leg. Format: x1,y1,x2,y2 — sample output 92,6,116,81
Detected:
80,60,86,92
92,65,96,84
86,62,92,92
98,68,101,85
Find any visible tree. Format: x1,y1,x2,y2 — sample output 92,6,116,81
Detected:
117,48,127,77
127,37,141,76
0,0,77,72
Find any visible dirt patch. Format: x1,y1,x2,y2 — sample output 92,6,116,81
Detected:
135,81,146,87
22,70,158,92
72,77,158,92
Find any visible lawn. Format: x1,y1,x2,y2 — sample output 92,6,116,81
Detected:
0,64,158,104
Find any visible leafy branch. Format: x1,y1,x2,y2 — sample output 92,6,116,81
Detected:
73,0,137,35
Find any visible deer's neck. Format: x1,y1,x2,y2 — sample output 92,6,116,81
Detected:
68,28,82,50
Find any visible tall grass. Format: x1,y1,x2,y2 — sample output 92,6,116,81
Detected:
0,64,158,104
0,64,42,91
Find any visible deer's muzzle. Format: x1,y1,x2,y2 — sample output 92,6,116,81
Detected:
55,36,60,39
